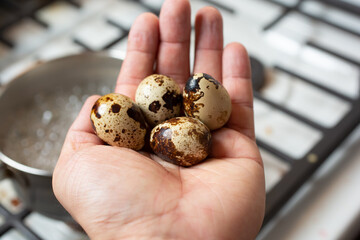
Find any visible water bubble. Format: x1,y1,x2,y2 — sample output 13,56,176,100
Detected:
20,139,29,147
3,82,114,172
42,111,53,125
69,95,78,104
65,103,73,111
101,86,111,94
81,94,90,102
49,132,58,141
34,142,42,151
36,128,45,138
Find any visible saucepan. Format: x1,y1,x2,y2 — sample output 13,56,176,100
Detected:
0,52,123,222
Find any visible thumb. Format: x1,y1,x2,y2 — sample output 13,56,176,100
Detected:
57,95,103,162
52,95,103,213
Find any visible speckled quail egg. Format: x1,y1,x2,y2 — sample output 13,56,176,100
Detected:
150,117,211,167
135,74,182,127
90,93,147,150
183,73,232,131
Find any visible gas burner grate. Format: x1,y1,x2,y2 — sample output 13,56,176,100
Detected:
0,0,80,48
0,204,41,240
257,0,360,225
255,65,360,225
0,0,359,238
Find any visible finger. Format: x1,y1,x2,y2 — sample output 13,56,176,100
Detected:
156,0,191,86
116,13,159,99
193,7,223,82
59,95,103,161
222,42,255,140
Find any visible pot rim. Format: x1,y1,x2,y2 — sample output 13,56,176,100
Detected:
0,50,124,177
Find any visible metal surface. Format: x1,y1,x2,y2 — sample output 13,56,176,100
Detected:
0,52,122,224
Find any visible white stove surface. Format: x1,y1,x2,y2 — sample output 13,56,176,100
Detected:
258,125,360,240
0,0,359,239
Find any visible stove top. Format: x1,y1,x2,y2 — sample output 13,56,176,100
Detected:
0,0,359,239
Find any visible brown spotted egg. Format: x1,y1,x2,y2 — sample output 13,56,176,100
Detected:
135,74,182,127
90,93,147,150
183,73,232,131
150,117,211,167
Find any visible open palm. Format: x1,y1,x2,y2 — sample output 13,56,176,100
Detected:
53,0,265,239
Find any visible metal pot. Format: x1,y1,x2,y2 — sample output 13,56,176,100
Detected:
0,52,123,222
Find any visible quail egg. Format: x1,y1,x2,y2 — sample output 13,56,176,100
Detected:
135,74,182,127
90,93,147,150
183,73,232,131
150,117,211,167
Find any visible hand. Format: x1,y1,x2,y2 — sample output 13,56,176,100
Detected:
53,0,265,239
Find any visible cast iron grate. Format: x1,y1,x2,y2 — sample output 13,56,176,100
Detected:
258,0,360,225
0,0,80,48
0,0,359,238
0,204,41,239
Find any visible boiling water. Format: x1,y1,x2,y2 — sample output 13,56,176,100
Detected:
2,83,111,172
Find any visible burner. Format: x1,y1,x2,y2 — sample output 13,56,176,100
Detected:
250,56,266,91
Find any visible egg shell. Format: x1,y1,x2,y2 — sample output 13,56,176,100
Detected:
183,73,232,131
90,93,147,150
135,74,182,127
150,117,211,167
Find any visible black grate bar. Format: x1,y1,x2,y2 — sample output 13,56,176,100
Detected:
0,222,11,235
105,19,129,48
263,8,291,31
73,36,127,52
265,0,360,38
296,9,360,38
29,15,49,28
0,36,14,48
314,0,360,16
72,19,129,51
359,74,360,97
0,204,42,239
0,0,19,9
274,66,355,103
306,41,360,67
64,0,82,8
72,39,92,51
265,0,301,8
137,0,160,16
0,0,54,44
0,204,12,222
12,219,43,240
256,139,295,164
102,35,128,50
263,99,360,225
263,0,306,31
254,91,327,132
106,18,129,32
